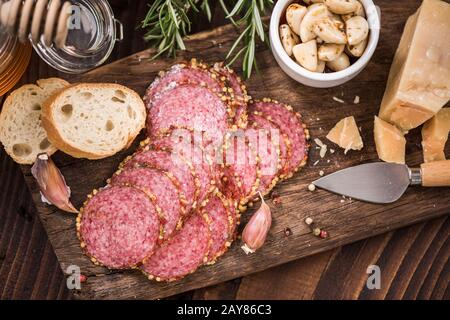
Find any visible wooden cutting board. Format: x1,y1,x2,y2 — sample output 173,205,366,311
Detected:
20,1,450,299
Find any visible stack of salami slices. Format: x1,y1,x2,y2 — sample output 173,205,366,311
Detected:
77,59,309,282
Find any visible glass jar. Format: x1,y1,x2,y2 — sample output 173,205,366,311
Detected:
32,0,123,73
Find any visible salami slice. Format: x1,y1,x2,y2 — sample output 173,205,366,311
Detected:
218,131,259,205
203,193,234,263
145,59,225,104
122,147,198,211
109,167,185,241
250,99,309,177
247,113,283,195
141,213,211,281
77,186,160,269
211,63,249,129
147,83,229,143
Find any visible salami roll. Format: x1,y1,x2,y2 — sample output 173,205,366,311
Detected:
211,63,249,129
152,127,218,207
122,147,198,211
147,83,229,144
203,193,234,263
141,213,211,281
218,131,260,205
145,59,225,104
77,186,160,269
250,99,309,177
110,167,185,241
247,113,284,195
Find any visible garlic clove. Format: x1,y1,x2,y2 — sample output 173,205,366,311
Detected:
241,192,272,254
286,4,307,36
313,18,347,44
31,153,78,213
292,40,318,72
346,16,369,45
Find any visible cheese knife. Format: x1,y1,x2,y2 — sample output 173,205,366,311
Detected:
313,160,450,204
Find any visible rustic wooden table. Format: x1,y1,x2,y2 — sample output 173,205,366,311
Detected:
0,0,448,300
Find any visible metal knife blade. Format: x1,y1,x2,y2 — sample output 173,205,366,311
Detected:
313,162,411,204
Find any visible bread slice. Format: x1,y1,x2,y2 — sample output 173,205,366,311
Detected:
42,83,146,159
0,78,69,164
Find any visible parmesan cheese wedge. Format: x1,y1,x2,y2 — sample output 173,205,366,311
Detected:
374,116,406,164
378,0,450,132
326,116,363,154
422,108,450,163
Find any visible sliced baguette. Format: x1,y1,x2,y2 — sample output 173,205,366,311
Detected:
42,83,146,159
0,78,69,164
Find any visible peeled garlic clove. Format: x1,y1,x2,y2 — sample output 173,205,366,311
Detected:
326,52,350,71
299,3,329,43
346,16,369,45
313,18,347,44
241,193,272,254
31,153,78,213
286,4,307,36
293,40,318,72
279,24,299,56
346,36,368,57
324,0,358,14
316,60,326,73
318,43,345,61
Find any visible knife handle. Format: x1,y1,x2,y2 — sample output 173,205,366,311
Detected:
421,160,450,187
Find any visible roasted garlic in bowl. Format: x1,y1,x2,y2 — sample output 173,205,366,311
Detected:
270,0,380,88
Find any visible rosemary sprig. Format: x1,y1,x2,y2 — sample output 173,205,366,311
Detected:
141,0,273,78
223,0,273,78
141,0,208,59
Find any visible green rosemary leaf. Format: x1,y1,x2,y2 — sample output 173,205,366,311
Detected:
175,31,186,50
227,0,246,18
201,0,212,22
253,2,264,41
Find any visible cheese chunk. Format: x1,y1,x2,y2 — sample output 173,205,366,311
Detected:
378,0,450,132
422,108,450,162
326,116,363,154
374,116,406,164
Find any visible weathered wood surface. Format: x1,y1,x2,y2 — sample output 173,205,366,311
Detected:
0,0,448,299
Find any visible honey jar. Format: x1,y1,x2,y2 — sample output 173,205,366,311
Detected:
0,0,123,96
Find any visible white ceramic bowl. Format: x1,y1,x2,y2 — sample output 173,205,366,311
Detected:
270,0,380,88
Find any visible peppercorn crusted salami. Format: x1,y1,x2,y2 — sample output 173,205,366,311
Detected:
250,99,309,177
109,167,185,241
122,147,199,211
218,131,260,205
204,193,234,263
141,213,211,281
152,127,217,208
147,83,229,143
77,186,160,269
249,110,292,178
211,63,249,129
145,59,225,105
247,114,283,195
